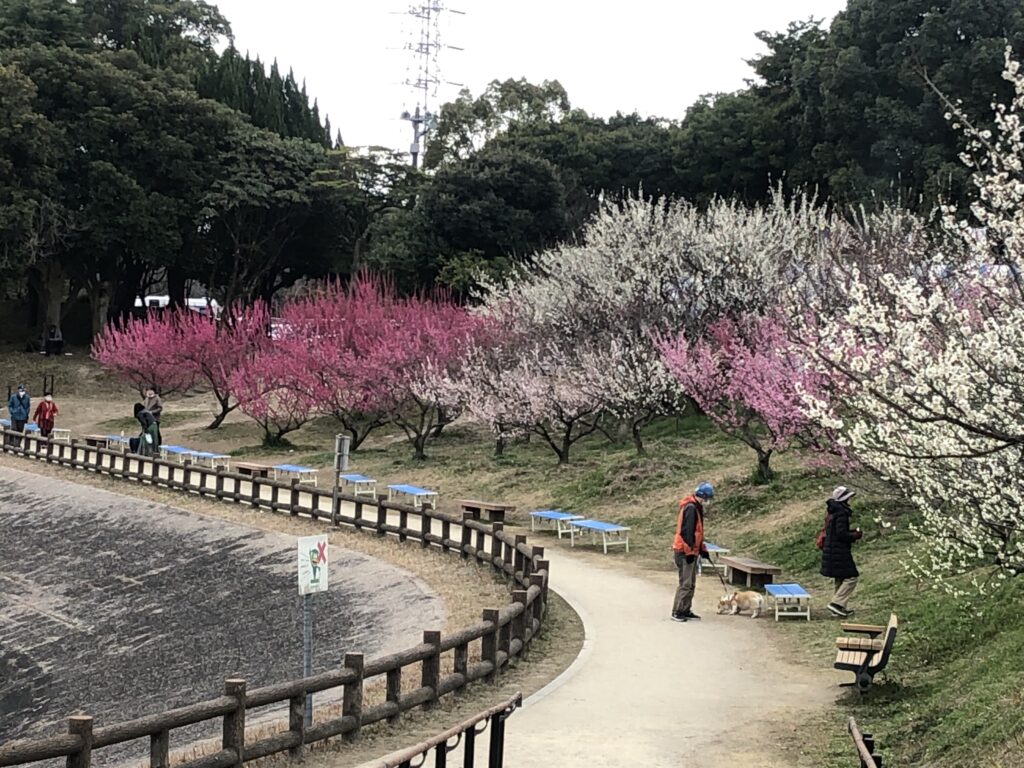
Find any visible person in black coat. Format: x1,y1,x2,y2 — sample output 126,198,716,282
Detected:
821,486,862,617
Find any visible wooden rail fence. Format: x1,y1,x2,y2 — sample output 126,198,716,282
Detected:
0,432,550,768
848,717,883,767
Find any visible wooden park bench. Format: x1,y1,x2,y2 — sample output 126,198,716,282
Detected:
834,613,898,693
234,461,271,478
388,483,438,510
718,555,783,588
568,519,630,554
459,499,516,523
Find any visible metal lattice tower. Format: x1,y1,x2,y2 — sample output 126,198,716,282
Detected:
399,1,463,168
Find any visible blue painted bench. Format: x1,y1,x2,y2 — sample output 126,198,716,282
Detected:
529,510,583,539
387,483,438,510
568,519,630,554
0,419,38,433
189,451,231,470
339,473,377,498
273,464,319,486
764,583,812,621
698,541,730,576
160,445,193,462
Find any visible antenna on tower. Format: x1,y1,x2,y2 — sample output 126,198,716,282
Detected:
398,1,464,168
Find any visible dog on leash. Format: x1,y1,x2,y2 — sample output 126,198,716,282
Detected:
717,591,765,618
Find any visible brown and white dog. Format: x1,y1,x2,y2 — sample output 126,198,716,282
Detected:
717,591,765,619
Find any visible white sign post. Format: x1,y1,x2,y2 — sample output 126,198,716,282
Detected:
298,534,328,726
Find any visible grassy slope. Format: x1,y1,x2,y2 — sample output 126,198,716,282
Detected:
5,347,1023,765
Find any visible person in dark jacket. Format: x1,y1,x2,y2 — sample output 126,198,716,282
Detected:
671,482,714,622
143,386,163,446
7,384,30,431
130,403,159,457
820,486,863,617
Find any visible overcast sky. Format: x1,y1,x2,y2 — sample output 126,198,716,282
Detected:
211,0,848,152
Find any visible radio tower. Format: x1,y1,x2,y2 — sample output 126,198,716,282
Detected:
399,2,463,168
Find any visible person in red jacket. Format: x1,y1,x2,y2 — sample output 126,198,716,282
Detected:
671,482,714,622
32,392,59,438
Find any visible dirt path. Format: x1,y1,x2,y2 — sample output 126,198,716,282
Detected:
504,549,838,768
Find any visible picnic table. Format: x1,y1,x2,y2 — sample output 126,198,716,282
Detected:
764,583,812,621
698,542,730,576
568,519,631,554
718,555,783,588
273,464,319,486
388,483,438,510
188,451,230,470
160,445,193,462
459,499,516,523
234,461,271,478
50,428,71,444
529,510,583,538
339,473,377,498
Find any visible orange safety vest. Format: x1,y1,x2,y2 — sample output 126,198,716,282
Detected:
672,494,704,556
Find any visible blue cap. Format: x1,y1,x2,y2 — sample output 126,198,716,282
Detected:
695,482,714,499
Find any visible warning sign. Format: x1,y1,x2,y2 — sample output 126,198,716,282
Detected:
297,535,329,595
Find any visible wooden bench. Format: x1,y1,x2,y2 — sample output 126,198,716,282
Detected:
568,519,630,554
82,433,113,448
339,473,377,498
834,613,898,693
234,461,271,478
764,583,811,621
388,483,438,510
529,510,583,538
719,555,783,587
459,499,515,523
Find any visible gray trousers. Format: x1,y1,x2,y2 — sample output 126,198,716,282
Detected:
831,577,859,609
673,552,698,614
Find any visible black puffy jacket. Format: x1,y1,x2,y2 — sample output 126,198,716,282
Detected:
820,499,860,579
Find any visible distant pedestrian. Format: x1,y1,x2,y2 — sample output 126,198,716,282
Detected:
820,486,863,618
671,482,714,622
32,392,59,438
143,385,163,446
130,402,158,457
7,384,30,432
44,325,64,356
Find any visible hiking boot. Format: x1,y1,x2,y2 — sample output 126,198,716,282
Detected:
827,602,850,618
682,610,701,620
671,612,688,622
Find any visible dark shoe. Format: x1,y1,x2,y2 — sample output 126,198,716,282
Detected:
671,613,688,622
827,603,850,618
682,610,701,620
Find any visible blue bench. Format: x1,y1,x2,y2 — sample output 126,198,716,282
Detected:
273,464,319,486
160,445,193,462
568,519,630,554
387,483,438,510
189,451,231,470
698,541,730,576
764,583,811,622
339,473,377,498
0,419,38,433
529,510,583,538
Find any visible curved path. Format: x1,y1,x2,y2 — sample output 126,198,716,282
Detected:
506,549,837,767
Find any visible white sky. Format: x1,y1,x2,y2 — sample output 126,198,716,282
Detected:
211,1,848,152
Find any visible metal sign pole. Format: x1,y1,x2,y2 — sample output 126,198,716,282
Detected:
303,593,313,727
331,434,350,527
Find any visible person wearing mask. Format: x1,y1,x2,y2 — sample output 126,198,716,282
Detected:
671,482,714,622
32,392,59,438
143,386,163,446
7,384,30,433
821,486,863,618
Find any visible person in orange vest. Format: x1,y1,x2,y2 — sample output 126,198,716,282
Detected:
672,482,714,622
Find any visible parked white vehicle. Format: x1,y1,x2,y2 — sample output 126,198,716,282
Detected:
135,295,221,318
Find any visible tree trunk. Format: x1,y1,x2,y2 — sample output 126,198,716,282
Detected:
494,434,505,457
412,431,428,461
631,421,647,456
40,260,66,330
206,396,236,429
558,429,572,465
88,280,112,337
167,266,186,309
756,450,774,483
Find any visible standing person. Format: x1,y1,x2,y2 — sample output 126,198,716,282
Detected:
671,482,714,622
143,385,163,446
32,392,59,438
44,325,64,356
7,384,30,433
130,403,159,457
821,486,863,618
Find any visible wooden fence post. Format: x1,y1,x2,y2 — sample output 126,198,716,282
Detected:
482,609,499,683
536,559,550,616
461,513,473,560
454,640,469,692
250,477,261,509
529,574,545,641
386,667,402,725
215,467,225,500
149,730,169,768
222,678,246,766
343,653,364,743
290,479,300,518
66,715,93,768
376,494,388,537
419,509,431,549
512,590,528,661
398,507,408,543
513,535,526,582
441,519,451,554
422,630,442,708
490,523,504,571
288,693,305,759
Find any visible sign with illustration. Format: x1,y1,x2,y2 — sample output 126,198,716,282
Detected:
297,535,329,595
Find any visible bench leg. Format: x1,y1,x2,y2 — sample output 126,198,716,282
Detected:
602,532,608,555
625,535,629,554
